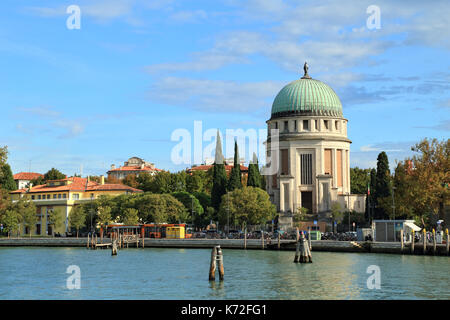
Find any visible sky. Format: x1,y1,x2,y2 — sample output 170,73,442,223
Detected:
0,0,449,176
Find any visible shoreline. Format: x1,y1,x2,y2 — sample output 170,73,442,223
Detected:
0,238,449,256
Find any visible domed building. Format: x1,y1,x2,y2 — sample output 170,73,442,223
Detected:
266,63,365,228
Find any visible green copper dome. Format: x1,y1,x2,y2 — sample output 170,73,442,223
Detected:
271,77,343,118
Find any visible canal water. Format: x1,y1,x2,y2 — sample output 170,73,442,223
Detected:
0,247,448,300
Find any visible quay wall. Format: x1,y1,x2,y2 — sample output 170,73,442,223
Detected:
0,238,448,256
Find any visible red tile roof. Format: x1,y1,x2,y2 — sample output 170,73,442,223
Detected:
108,166,163,172
188,164,248,172
10,176,142,194
13,172,44,180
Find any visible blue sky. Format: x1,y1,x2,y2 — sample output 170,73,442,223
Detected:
0,0,449,176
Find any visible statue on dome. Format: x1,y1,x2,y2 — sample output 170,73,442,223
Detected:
302,61,311,79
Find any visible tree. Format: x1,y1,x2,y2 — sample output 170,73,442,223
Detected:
123,174,139,189
186,171,206,194
44,168,66,181
350,167,370,194
0,146,7,180
69,206,86,238
374,152,391,219
172,191,204,227
48,207,64,236
97,205,112,238
15,199,37,237
121,208,139,225
2,209,19,238
228,141,242,191
0,164,16,191
212,163,227,213
247,154,262,189
385,139,450,228
218,187,276,229
330,202,344,232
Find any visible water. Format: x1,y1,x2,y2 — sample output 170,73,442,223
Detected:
0,247,448,300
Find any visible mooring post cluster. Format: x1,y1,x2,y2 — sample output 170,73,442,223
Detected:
209,245,224,281
294,231,312,263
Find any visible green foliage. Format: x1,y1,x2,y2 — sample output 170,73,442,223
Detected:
330,202,344,223
2,209,19,237
228,141,242,191
186,171,206,194
350,167,371,194
69,206,86,237
121,208,139,225
211,163,227,212
171,191,205,227
96,205,112,227
44,168,66,181
0,146,7,179
247,164,262,189
192,192,211,212
0,164,16,191
48,207,64,233
218,187,276,228
374,152,391,219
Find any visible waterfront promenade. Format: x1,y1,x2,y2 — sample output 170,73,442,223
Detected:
0,237,448,256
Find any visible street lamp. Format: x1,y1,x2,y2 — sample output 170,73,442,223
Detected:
346,192,350,232
392,186,396,241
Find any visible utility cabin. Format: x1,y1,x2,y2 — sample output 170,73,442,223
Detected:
166,226,185,239
372,220,421,242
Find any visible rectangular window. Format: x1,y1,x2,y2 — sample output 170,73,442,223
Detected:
58,194,62,199
294,120,297,131
281,149,289,175
38,195,41,200
53,194,57,199
300,154,313,185
324,120,329,130
36,224,41,235
63,194,66,199
275,122,278,129
315,120,318,130
272,174,277,188
324,149,332,175
303,120,309,131
284,121,289,132
47,194,50,199
337,150,343,187
72,194,79,200
335,121,339,131
31,195,35,200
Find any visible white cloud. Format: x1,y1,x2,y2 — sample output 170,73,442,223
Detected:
147,77,283,112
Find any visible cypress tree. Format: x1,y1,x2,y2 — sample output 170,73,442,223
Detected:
228,141,242,191
0,164,17,191
374,152,391,219
211,131,227,212
247,153,261,188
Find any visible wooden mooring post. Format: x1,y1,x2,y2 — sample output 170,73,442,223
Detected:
208,246,224,281
111,239,118,256
446,229,449,256
432,229,436,255
217,246,224,281
294,232,312,263
261,231,264,249
87,233,90,249
423,229,427,255
278,232,281,250
400,229,404,253
244,228,247,249
411,230,415,254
